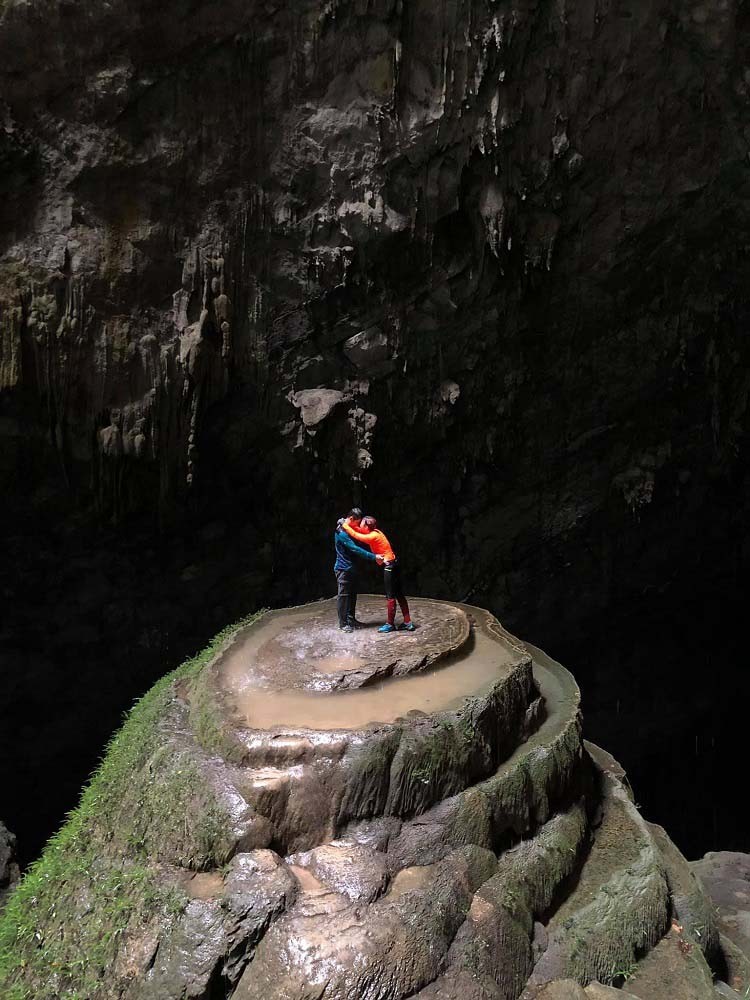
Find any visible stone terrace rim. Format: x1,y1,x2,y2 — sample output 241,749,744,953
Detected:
216,597,528,732
218,596,473,694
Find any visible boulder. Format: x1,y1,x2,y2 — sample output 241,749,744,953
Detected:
0,821,19,904
290,388,347,429
0,603,724,1000
625,928,717,1000
343,327,392,373
537,982,587,1000
692,852,750,994
288,841,389,902
692,852,750,963
133,850,297,998
585,984,639,999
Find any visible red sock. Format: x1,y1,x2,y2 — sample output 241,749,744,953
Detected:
387,599,396,625
398,598,411,623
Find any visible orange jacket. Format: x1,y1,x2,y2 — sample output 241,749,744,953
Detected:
342,521,397,562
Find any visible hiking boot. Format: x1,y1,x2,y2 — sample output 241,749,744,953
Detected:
378,623,395,633
399,622,417,632
340,624,354,633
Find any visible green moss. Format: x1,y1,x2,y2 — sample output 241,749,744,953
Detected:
337,727,403,824
186,630,261,764
481,711,583,842
188,672,235,755
122,746,235,868
442,787,493,849
413,718,471,778
0,609,264,1000
0,841,185,1000
564,860,669,985
559,785,671,986
492,800,589,921
447,801,589,997
387,716,477,816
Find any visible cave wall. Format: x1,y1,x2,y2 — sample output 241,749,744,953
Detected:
1,0,749,860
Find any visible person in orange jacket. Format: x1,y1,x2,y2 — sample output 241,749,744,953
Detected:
341,516,416,633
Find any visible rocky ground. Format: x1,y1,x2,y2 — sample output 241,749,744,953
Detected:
693,851,750,994
0,601,746,1000
2,0,750,867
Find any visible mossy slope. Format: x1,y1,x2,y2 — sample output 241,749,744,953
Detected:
0,611,263,1000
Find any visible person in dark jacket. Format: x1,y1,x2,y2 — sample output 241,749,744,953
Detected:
334,507,378,632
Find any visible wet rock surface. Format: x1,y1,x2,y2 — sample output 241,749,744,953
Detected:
288,841,389,903
2,0,750,875
0,602,736,999
133,851,297,1000
536,985,587,1000
625,927,717,1000
693,853,750,961
202,599,538,853
220,598,471,692
584,986,638,1000
692,852,750,996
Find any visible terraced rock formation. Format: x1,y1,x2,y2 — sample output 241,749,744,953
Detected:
0,599,744,1000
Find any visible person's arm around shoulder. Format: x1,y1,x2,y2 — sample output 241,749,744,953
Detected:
341,519,377,544
336,529,377,561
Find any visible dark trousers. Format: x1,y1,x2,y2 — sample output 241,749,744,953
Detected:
383,563,405,599
335,569,358,627
383,562,410,624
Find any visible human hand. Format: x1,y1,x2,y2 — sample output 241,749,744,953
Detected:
376,555,384,564
337,517,345,528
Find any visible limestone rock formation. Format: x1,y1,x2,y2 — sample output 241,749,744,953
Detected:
0,600,742,999
693,852,750,995
2,0,748,587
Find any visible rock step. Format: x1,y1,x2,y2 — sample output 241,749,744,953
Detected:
237,733,348,768
219,651,543,855
521,752,671,997
624,925,717,999
379,646,585,871
692,850,750,996
413,800,590,1000
236,766,303,824
475,644,584,845
232,844,500,1000
217,624,581,862
216,598,474,695
287,840,390,903
131,850,297,1000
224,651,589,1000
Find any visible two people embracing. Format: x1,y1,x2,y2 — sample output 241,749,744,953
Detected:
334,508,415,635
